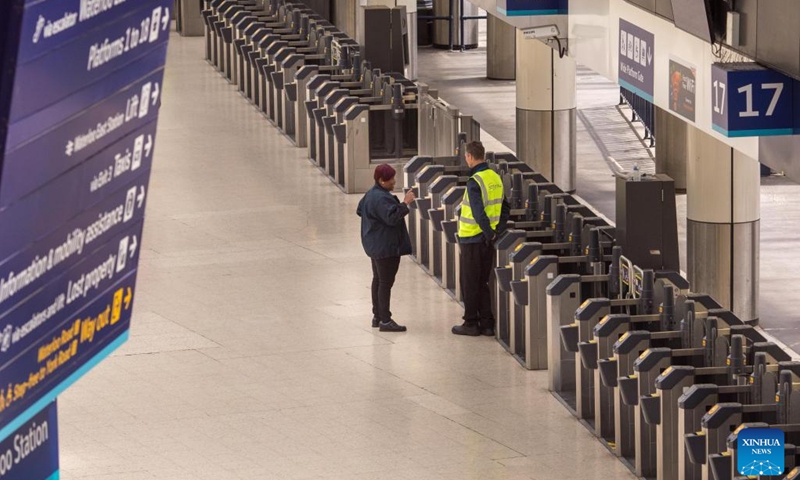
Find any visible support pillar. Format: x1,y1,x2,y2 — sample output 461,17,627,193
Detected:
486,14,515,80
686,129,760,323
515,33,576,191
654,107,688,192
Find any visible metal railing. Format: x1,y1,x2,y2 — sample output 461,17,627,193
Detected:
620,87,655,148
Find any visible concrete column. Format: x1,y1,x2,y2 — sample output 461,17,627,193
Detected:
486,14,515,80
686,128,760,323
654,107,688,192
515,32,576,191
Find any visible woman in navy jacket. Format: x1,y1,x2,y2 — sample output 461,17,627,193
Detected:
356,164,416,332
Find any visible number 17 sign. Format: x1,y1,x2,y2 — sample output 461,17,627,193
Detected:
711,63,794,137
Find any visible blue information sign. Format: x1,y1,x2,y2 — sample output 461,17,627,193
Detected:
0,170,150,317
1,68,163,207
18,0,167,65
496,0,567,16
0,270,137,437
8,0,171,123
618,18,655,102
0,401,58,480
0,167,150,270
5,43,167,155
711,63,794,137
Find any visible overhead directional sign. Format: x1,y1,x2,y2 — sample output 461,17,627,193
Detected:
0,269,138,435
618,18,655,102
711,63,795,137
1,68,163,207
19,0,168,65
8,0,171,123
0,0,169,450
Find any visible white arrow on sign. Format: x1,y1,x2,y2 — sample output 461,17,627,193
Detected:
145,134,153,157
647,49,653,66
151,82,160,106
129,235,138,258
162,7,170,31
137,185,146,208
65,140,74,156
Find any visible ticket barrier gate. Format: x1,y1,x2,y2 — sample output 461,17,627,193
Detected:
307,70,387,169
333,82,420,193
418,173,462,278
641,343,794,480
206,0,264,79
714,421,800,480
505,223,617,371
284,46,363,147
496,183,615,361
591,307,783,479
677,358,800,480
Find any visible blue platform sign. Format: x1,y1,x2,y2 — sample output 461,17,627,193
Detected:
496,0,567,16
8,0,171,123
0,401,58,480
1,67,163,207
711,63,794,137
618,18,655,102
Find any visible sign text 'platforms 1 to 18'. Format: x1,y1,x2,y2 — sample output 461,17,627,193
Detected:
618,18,654,103
711,63,795,137
8,0,171,123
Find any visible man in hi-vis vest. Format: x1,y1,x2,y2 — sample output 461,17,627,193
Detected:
453,141,510,337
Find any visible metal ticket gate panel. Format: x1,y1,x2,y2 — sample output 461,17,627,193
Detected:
574,298,611,421
653,366,696,480
679,385,720,480
427,176,459,284
311,80,341,168
305,74,332,161
507,243,542,360
613,330,651,462
441,188,464,299
413,165,446,273
342,104,372,193
280,54,305,137
494,230,527,349
592,314,631,444
404,156,434,261
292,66,319,147
547,274,581,395
320,89,349,179
519,255,558,370
632,348,673,480
332,97,360,187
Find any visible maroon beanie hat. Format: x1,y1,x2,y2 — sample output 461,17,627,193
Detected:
374,164,396,183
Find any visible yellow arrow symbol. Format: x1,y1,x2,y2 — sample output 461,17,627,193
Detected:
124,288,133,310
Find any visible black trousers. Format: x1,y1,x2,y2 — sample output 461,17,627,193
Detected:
371,257,401,323
460,242,495,329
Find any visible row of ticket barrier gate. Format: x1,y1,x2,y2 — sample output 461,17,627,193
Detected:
404,131,800,480
201,0,800,478
202,0,478,193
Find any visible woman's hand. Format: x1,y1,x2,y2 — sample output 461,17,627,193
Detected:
403,190,416,205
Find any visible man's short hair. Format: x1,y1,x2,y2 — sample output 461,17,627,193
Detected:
465,141,485,161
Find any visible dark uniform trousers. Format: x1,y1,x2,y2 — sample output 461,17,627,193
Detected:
459,241,495,329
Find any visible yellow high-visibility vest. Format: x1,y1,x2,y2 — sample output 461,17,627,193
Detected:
458,167,504,238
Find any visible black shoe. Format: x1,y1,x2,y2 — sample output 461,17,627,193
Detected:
379,320,407,332
372,316,379,328
451,324,480,336
481,328,495,337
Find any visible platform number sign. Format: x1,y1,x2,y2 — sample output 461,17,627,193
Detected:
711,63,794,137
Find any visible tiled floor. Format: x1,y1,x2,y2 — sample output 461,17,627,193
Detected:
57,34,637,480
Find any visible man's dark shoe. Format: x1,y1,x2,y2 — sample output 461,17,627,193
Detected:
372,316,379,328
452,324,480,336
379,320,407,332
481,328,495,337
